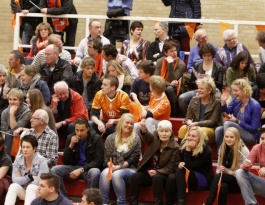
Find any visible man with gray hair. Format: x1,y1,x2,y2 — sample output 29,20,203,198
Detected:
187,29,218,73
39,44,73,94
146,22,175,63
16,109,58,168
51,81,88,138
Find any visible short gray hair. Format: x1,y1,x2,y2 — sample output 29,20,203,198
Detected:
35,109,49,124
157,120,172,131
54,81,69,92
194,29,207,40
0,64,7,76
157,22,168,32
223,29,237,41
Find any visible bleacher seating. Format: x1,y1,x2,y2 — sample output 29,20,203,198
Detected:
17,118,265,204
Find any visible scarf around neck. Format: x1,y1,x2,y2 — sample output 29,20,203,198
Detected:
21,74,40,96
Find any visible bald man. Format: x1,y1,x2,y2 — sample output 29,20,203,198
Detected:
39,44,73,93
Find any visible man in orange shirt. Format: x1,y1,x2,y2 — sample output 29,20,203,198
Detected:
90,74,130,136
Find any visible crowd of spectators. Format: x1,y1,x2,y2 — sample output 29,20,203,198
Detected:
2,0,265,204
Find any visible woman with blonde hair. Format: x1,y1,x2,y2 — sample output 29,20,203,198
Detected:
166,126,214,205
99,113,141,205
215,78,261,149
178,77,221,143
18,65,50,105
204,127,249,205
106,60,133,94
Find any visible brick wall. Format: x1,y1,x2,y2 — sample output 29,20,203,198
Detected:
0,0,264,67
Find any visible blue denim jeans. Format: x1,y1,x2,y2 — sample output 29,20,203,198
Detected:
215,121,256,150
51,165,100,196
4,130,14,155
134,117,159,137
235,169,265,205
178,90,196,117
99,167,136,205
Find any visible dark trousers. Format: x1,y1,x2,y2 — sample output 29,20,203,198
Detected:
166,169,200,204
130,172,168,205
165,85,178,117
205,173,240,205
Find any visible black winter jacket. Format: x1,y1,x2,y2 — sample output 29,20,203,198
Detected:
39,57,73,94
162,0,201,37
71,71,102,113
62,127,104,171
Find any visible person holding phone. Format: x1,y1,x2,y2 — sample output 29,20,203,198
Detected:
215,79,261,150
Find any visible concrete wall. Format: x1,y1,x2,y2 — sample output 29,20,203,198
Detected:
1,0,264,67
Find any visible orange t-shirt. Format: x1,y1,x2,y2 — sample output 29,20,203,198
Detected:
148,93,171,120
92,90,130,122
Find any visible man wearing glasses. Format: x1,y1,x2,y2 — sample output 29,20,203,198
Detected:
187,29,218,73
15,109,58,168
39,44,73,94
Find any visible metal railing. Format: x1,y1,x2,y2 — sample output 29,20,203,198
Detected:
14,13,265,58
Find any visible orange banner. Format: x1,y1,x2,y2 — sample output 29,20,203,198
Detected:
255,25,265,32
219,22,232,40
185,168,190,193
184,23,196,39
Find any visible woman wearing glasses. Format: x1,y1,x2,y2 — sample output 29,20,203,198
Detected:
215,29,255,71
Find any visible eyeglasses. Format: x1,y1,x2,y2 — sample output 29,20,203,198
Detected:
199,35,207,42
31,117,42,121
226,37,237,42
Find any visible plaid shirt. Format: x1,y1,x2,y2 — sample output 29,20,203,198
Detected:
21,126,59,167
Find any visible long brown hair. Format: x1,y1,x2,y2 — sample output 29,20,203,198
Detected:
27,89,46,115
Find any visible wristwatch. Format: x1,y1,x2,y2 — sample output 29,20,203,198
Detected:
80,168,84,173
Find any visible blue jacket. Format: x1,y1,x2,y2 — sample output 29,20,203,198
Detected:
162,0,201,36
221,97,261,140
